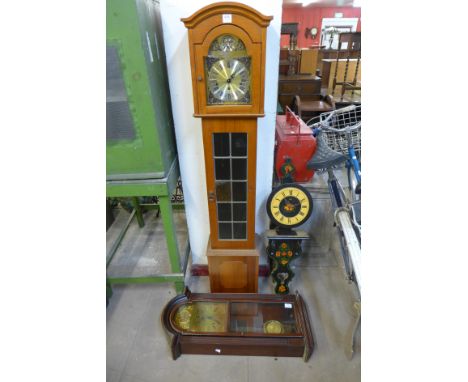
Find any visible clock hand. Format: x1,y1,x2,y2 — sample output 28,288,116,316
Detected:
220,84,228,100
230,61,239,79
212,66,226,79
219,61,229,79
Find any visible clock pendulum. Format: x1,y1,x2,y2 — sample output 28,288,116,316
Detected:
182,3,273,293
265,183,313,294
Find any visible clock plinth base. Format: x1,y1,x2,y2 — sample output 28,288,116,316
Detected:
206,239,259,293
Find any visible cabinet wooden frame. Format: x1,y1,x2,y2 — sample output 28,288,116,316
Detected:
202,118,257,249
161,287,314,361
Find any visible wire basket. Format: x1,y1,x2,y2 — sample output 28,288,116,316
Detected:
308,105,361,160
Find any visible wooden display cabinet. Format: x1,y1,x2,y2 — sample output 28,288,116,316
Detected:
161,288,314,361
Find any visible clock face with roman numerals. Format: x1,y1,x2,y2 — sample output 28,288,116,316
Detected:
267,184,313,228
205,34,251,105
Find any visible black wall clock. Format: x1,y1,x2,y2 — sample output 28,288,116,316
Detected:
267,183,313,230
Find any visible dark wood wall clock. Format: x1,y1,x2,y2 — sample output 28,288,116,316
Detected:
182,2,273,292
161,287,314,361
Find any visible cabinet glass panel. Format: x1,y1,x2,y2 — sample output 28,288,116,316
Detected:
229,302,298,334
212,132,248,240
233,203,246,221
231,133,247,156
213,133,230,156
172,301,298,335
215,182,231,201
232,159,247,180
218,223,232,239
232,182,246,201
217,203,232,221
215,159,230,180
233,223,246,239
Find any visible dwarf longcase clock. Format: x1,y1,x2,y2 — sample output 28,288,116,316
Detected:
182,2,272,292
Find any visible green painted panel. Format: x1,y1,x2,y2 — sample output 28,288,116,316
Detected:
106,0,176,179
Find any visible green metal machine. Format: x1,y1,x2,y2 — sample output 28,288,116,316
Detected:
106,0,186,295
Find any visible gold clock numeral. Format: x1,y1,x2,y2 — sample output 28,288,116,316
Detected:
274,211,280,216
299,211,305,216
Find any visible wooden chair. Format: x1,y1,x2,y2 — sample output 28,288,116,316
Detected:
291,75,335,120
293,94,335,121
332,32,361,100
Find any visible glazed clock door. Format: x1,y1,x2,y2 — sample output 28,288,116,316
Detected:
194,25,262,116
202,118,257,249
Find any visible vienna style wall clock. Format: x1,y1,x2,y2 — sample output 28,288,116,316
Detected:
182,3,272,292
161,288,314,361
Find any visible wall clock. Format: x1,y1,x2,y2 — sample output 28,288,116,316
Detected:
267,183,313,232
161,287,314,361
182,2,273,292
265,184,312,294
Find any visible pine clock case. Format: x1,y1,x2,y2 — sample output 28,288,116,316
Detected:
182,3,273,250
161,288,314,361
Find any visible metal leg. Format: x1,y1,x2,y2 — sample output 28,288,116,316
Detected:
346,301,361,360
106,278,113,306
159,195,183,289
174,281,185,294
132,197,145,228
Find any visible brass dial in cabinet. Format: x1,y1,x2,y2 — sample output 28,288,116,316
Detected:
205,34,251,105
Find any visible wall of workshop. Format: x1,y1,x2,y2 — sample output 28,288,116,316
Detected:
280,5,361,48
160,0,282,264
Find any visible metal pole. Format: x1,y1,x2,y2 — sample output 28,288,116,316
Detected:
334,207,361,292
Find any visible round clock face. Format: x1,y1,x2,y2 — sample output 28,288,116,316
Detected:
267,184,313,228
205,34,251,105
208,59,250,103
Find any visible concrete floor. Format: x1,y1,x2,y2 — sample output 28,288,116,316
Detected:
107,172,361,382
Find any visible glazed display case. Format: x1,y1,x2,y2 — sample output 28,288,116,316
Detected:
161,288,314,361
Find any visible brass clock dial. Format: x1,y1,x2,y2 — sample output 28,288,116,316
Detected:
267,184,313,228
208,59,250,103
205,34,251,105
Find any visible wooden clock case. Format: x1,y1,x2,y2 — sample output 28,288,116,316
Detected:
181,2,272,117
182,3,273,292
161,288,314,361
